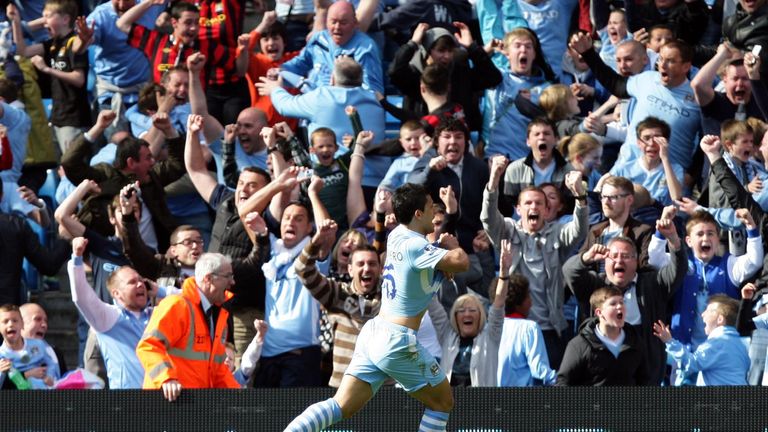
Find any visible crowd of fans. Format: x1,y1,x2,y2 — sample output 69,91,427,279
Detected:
1,0,768,395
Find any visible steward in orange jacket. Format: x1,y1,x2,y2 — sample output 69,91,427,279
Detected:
137,275,239,391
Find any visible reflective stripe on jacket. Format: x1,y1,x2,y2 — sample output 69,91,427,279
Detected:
136,277,239,389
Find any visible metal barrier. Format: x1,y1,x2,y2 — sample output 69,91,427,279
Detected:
2,386,767,431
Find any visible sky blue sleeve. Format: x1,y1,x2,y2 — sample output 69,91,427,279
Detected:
409,238,449,271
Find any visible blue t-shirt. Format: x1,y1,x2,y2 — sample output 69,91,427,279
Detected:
380,154,418,192
235,144,268,172
0,338,60,389
619,72,701,169
610,160,685,205
380,225,449,317
516,0,578,79
87,1,161,104
483,71,551,159
281,29,384,93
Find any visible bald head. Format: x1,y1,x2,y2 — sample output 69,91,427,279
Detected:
327,1,357,46
616,40,648,77
20,303,48,339
236,107,268,154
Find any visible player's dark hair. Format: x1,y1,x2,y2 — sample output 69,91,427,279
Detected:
392,183,429,225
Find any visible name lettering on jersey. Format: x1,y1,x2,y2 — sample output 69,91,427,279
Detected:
321,171,345,186
388,249,404,262
433,5,452,23
51,60,68,71
646,95,692,117
522,10,559,27
200,14,227,26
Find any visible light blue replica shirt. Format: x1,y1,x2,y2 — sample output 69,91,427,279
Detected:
610,159,685,205
618,71,701,169
281,29,384,93
125,103,190,138
380,154,418,192
380,225,449,318
516,0,578,79
262,236,328,357
0,338,61,389
270,84,389,188
235,144,268,172
665,325,750,386
69,257,160,389
87,1,161,105
483,71,551,159
497,317,556,386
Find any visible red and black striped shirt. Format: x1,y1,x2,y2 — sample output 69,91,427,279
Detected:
183,0,245,47
127,23,238,85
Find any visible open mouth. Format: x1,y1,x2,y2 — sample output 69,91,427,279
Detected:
617,312,624,320
613,265,626,277
660,71,669,81
34,330,45,338
538,143,548,152
519,56,529,68
527,212,541,225
701,242,713,253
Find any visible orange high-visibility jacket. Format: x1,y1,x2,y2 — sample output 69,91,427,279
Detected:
136,277,239,389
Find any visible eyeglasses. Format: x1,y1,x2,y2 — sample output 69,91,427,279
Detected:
607,252,637,261
175,239,204,247
600,193,631,202
456,308,479,314
213,273,235,281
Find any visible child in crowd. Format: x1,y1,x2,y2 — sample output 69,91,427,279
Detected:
538,84,584,138
379,121,429,192
558,132,603,191
226,319,268,386
301,127,374,232
653,295,750,386
557,287,649,386
497,274,556,386
610,117,684,206
646,24,675,54
0,304,60,389
483,28,555,159
649,210,762,354
540,183,572,225
7,0,90,153
598,9,631,71
245,11,300,128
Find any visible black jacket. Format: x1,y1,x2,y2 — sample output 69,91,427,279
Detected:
408,149,490,253
709,157,768,290
0,213,69,305
556,317,650,386
563,243,687,384
626,0,709,45
388,41,502,132
61,133,186,253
